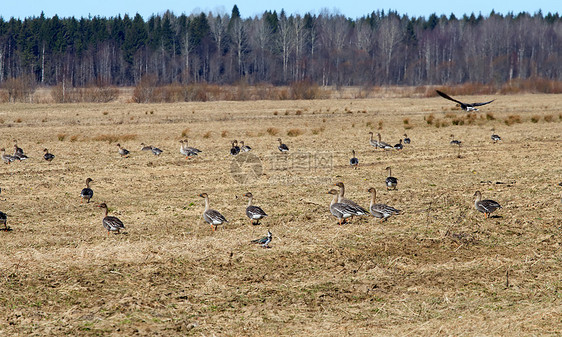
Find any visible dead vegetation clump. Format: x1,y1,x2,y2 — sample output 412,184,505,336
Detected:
91,134,138,143
266,127,279,136
504,114,523,126
287,128,305,137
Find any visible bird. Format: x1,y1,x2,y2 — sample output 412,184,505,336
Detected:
450,134,462,146
116,143,130,157
230,140,240,156
12,144,28,161
97,203,125,235
43,148,55,162
251,230,272,248
183,139,202,155
80,178,94,203
277,138,289,153
244,192,268,225
199,193,228,231
240,141,252,152
349,150,359,169
491,130,502,143
334,182,369,215
385,167,398,190
394,139,403,150
367,187,401,221
140,143,152,151
1,148,16,164
436,90,495,111
473,191,502,219
368,132,379,148
403,134,411,144
151,146,163,156
376,133,393,150
327,189,364,225
179,140,198,159
0,209,6,230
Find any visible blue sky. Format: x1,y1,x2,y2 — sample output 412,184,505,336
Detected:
1,0,559,20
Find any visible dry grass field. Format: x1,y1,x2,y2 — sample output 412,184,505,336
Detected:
0,93,561,336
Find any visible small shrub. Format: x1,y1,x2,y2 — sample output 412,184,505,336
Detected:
266,127,279,136
287,129,304,137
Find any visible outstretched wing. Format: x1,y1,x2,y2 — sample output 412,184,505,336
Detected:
436,90,463,105
470,99,495,107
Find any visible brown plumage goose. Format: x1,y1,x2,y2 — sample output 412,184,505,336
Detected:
244,192,268,225
97,203,125,235
473,191,502,219
327,189,364,225
367,187,401,221
334,182,368,215
199,193,228,231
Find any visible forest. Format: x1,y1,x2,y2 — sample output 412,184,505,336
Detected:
0,6,561,89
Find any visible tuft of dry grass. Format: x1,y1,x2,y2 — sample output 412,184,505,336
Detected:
543,115,554,122
57,133,66,141
531,115,540,123
287,128,304,137
181,128,190,137
505,114,522,126
425,114,435,125
202,131,211,138
266,127,279,136
221,130,228,138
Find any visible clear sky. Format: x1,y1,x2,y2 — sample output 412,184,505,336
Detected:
1,0,559,20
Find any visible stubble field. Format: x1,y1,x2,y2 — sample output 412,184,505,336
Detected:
0,93,561,335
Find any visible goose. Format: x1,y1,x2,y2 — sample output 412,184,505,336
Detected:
385,167,398,190
327,189,363,225
12,144,28,161
151,146,163,156
97,203,125,235
199,193,228,231
277,138,289,153
473,191,502,219
80,178,94,203
43,148,55,162
334,182,368,215
0,208,6,230
450,134,462,146
240,141,252,152
230,140,240,156
244,192,268,225
403,134,411,144
368,132,379,148
116,143,130,157
491,130,502,143
349,150,359,169
367,187,401,221
436,90,495,111
394,139,403,150
377,133,393,150
140,143,152,151
183,139,202,154
251,230,272,248
1,148,16,164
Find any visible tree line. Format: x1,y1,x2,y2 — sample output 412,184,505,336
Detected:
0,6,561,88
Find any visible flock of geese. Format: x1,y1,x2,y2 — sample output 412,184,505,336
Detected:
3,90,558,247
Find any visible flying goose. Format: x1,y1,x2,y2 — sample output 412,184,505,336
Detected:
385,167,398,190
199,193,228,231
277,138,289,153
367,187,401,221
116,143,130,157
436,90,494,111
327,189,363,225
80,178,94,203
97,203,125,235
43,148,55,162
349,150,359,169
473,191,502,219
251,230,272,248
244,192,268,225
